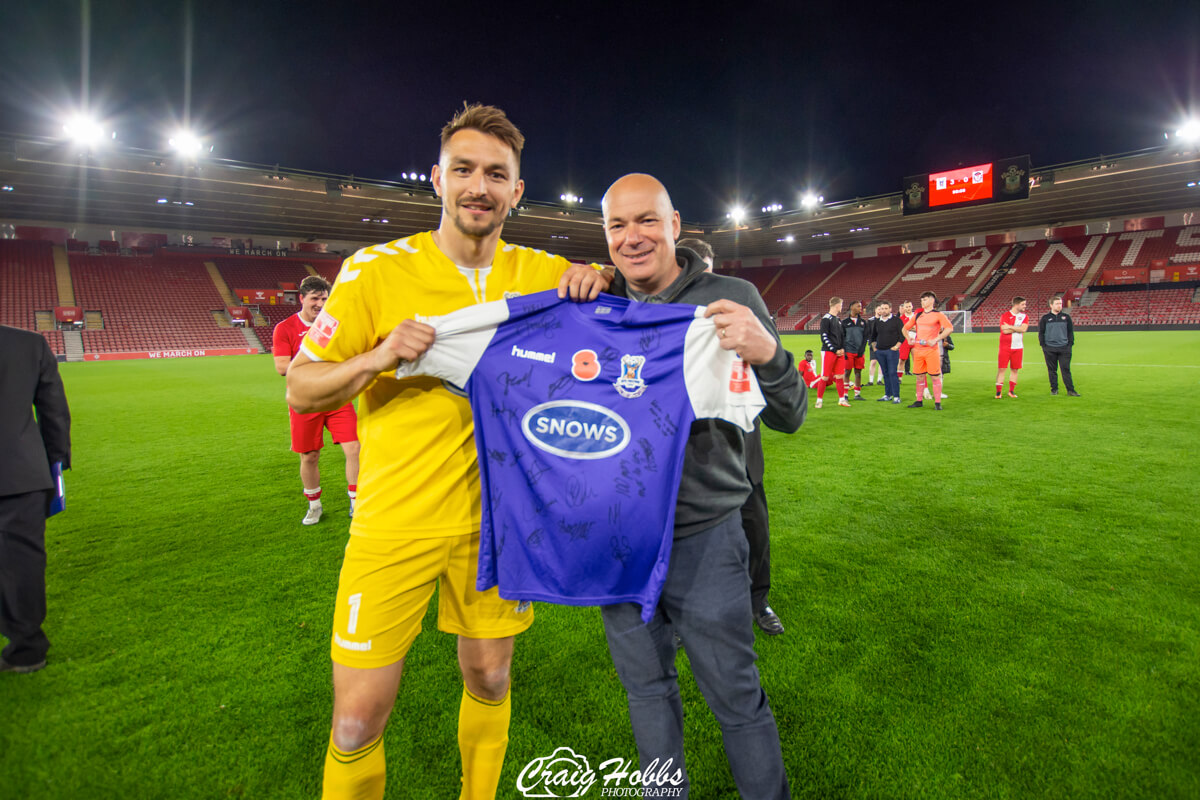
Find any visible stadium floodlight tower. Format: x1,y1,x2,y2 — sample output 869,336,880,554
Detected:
727,205,747,226
62,113,112,149
800,191,824,210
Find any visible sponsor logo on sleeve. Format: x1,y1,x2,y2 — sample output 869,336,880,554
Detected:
729,359,752,393
308,309,340,349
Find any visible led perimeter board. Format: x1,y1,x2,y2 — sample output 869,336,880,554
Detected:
902,155,1031,215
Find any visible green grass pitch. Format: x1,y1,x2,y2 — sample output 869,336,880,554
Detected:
1,331,1198,799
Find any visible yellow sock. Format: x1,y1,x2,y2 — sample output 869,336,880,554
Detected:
322,732,385,800
458,686,511,800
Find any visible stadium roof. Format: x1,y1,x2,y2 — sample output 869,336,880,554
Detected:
1,133,1198,262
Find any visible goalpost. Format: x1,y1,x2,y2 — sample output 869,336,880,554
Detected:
945,310,972,333
945,310,973,333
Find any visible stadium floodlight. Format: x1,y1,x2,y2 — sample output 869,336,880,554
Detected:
1176,119,1200,143
560,193,580,204
62,114,108,148
156,198,169,204
727,206,746,225
380,218,389,224
169,130,205,157
2,185,14,192
800,192,824,210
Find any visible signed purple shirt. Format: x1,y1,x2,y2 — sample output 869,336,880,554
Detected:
396,290,764,621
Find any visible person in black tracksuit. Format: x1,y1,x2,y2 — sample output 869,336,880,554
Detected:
1039,295,1079,396
841,301,868,399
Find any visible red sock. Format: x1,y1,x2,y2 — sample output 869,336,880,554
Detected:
931,375,943,399
916,376,927,400
996,383,1003,395
303,488,322,502
835,377,846,399
1009,380,1017,393
816,378,827,399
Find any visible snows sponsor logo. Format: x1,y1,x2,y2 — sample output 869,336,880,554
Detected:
522,401,631,461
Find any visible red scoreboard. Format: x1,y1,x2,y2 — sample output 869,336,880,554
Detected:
902,155,1031,215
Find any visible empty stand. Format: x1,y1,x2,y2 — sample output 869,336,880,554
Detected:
214,255,338,292
761,262,840,318
256,303,300,350
892,245,1010,309
1070,288,1200,326
70,253,249,353
1,239,64,354
973,241,1089,327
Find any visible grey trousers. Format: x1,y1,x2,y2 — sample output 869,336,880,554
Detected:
601,514,790,799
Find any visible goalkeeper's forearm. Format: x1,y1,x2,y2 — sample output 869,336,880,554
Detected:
286,352,382,413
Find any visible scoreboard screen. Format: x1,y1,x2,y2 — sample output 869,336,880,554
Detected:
903,155,1031,215
929,163,993,207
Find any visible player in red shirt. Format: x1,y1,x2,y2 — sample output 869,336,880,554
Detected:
273,276,360,525
996,296,1029,399
797,349,821,388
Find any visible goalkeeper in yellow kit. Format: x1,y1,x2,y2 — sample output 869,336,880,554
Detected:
287,104,608,800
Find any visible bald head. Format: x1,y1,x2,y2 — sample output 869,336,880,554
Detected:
602,173,683,297
602,173,675,217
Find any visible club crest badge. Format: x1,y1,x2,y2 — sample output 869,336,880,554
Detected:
613,354,647,398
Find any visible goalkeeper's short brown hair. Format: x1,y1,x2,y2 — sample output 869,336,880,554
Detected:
441,103,525,173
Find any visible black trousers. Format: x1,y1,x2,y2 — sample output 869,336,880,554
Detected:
1043,348,1075,392
739,481,771,612
0,490,51,666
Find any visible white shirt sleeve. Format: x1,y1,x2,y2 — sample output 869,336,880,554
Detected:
681,313,766,432
394,297,512,387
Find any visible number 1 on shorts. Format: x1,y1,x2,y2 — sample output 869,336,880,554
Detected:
347,592,362,635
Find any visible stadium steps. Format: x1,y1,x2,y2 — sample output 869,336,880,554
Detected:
757,269,785,298
304,264,320,278
204,261,240,307
1080,291,1100,306
85,310,104,329
62,329,84,362
211,310,233,328
35,310,55,331
1079,236,1118,287
239,326,264,353
250,307,268,326
1192,287,1200,303
962,246,1012,297
797,261,846,306
52,246,75,305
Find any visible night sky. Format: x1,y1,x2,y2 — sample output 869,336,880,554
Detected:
2,0,1198,221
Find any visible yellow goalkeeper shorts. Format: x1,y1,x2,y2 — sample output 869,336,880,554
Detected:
329,531,534,669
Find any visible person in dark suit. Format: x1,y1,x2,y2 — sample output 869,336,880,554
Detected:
0,325,71,674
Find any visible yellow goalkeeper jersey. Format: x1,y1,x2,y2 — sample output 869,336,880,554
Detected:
299,231,576,538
